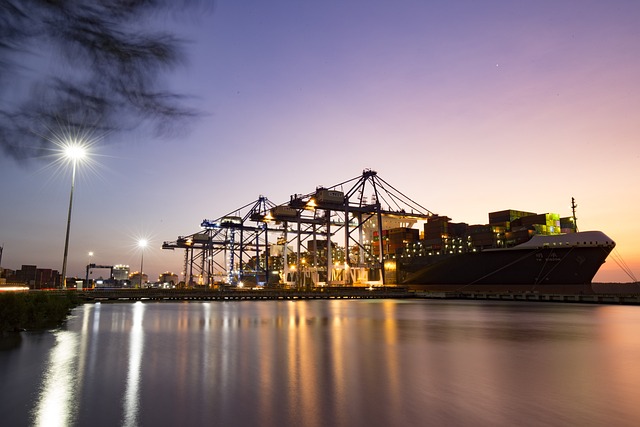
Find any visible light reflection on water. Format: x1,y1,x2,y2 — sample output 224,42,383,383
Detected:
12,300,640,426
32,329,79,426
122,302,144,427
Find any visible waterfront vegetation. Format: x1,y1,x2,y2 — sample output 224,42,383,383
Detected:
0,291,80,334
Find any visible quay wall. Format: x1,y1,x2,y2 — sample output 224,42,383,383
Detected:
413,291,640,305
31,286,640,306
73,287,413,302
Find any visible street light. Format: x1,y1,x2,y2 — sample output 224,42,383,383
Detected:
84,251,94,290
138,239,148,288
60,143,86,289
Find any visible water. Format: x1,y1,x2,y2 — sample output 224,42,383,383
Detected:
2,299,640,427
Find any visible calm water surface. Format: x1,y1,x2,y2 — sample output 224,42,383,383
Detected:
2,299,640,426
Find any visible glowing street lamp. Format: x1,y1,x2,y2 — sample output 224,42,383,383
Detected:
84,251,94,290
60,143,86,289
138,239,148,287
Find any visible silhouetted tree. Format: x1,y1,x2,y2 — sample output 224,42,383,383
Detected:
0,0,207,160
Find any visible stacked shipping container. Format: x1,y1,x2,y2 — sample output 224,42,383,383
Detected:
373,228,420,256
372,208,573,259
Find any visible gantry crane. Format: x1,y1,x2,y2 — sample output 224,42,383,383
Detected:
163,196,282,287
267,169,434,286
163,170,434,288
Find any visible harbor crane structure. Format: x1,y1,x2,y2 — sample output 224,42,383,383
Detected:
84,263,114,288
163,170,434,288
163,196,277,287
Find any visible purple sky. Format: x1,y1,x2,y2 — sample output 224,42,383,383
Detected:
1,1,639,283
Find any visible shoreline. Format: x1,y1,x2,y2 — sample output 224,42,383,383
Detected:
2,285,639,337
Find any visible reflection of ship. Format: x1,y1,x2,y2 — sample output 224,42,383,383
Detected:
387,208,616,293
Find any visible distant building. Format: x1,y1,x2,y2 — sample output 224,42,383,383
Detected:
112,265,130,281
159,272,179,286
129,271,148,287
35,268,58,288
9,265,60,288
16,265,37,286
0,267,15,279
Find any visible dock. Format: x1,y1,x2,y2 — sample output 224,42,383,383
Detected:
413,291,640,305
74,287,414,302
70,288,640,305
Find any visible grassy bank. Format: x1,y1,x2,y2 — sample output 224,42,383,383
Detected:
0,291,81,333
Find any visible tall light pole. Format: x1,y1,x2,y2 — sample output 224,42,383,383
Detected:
61,144,86,289
138,239,147,288
83,251,94,290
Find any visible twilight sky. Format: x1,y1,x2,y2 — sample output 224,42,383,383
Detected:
1,0,639,283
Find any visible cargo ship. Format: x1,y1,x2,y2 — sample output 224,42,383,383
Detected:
386,208,616,293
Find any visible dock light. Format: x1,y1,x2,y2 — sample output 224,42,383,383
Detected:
64,144,86,161
83,251,94,290
60,142,88,289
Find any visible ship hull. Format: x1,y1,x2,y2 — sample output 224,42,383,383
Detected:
398,244,613,293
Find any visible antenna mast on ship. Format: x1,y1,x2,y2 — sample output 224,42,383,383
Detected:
571,197,578,232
